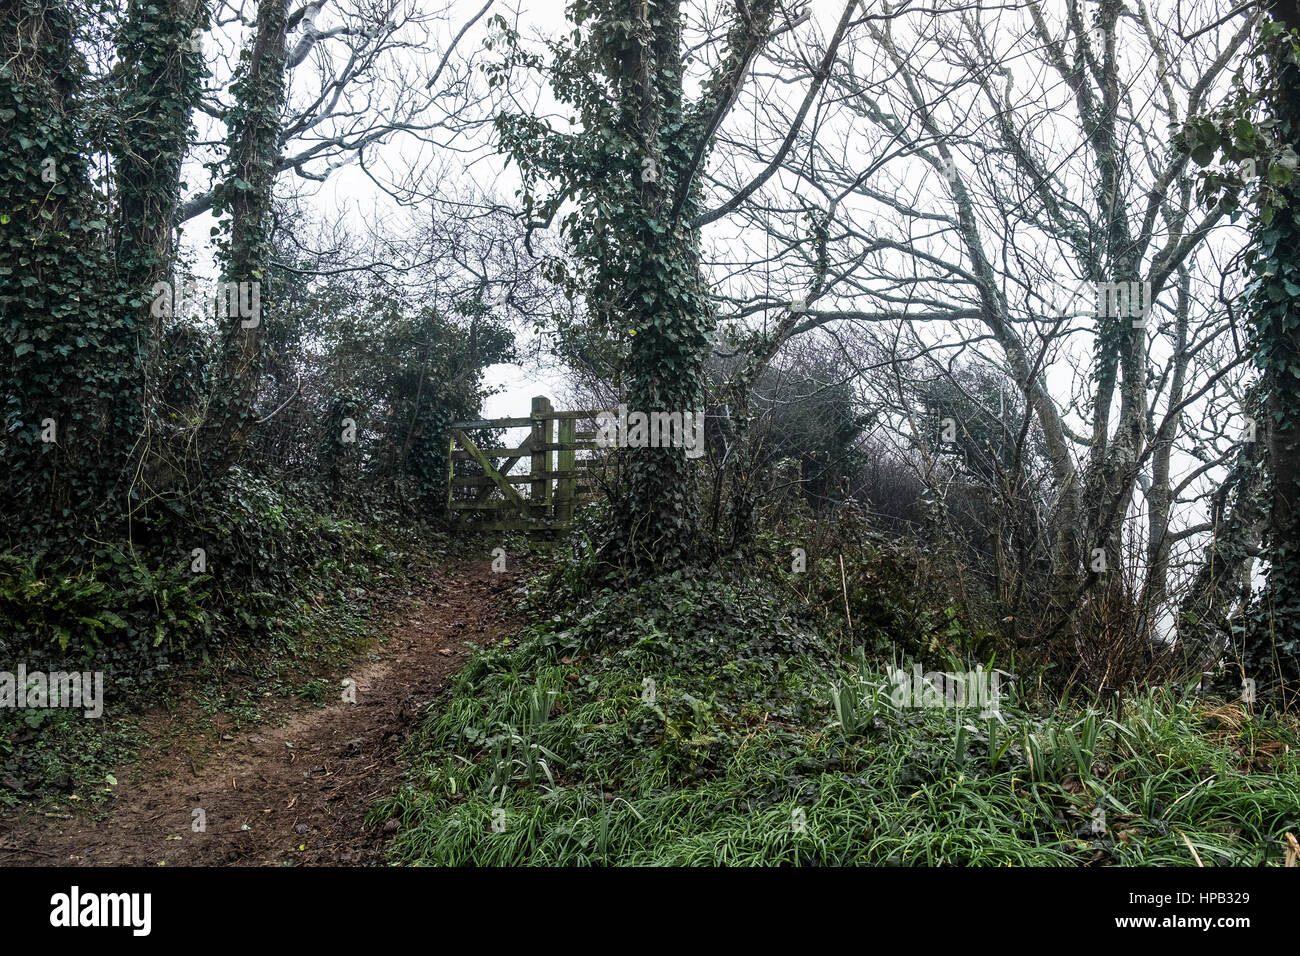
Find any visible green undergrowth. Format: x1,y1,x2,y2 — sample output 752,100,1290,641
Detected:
380,556,1300,866
0,472,461,809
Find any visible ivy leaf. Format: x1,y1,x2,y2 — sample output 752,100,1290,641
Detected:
1191,141,1218,166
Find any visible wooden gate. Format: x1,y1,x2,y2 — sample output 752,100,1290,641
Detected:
446,396,600,531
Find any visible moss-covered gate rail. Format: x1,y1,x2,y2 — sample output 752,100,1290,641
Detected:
446,396,600,531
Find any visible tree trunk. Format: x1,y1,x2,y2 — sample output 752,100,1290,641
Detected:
202,0,288,479
1244,13,1300,695
0,0,128,530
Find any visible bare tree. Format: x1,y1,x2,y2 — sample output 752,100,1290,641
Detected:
690,0,1259,672
178,0,498,223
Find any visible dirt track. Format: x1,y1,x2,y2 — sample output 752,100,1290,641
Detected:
0,560,520,866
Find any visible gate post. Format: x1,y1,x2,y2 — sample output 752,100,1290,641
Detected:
447,432,456,519
530,395,554,519
556,417,576,523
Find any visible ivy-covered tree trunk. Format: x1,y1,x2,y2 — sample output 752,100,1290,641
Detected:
619,235,712,566
112,0,210,518
1246,18,1300,695
113,0,209,353
573,0,716,568
613,0,707,565
203,0,288,479
0,0,131,533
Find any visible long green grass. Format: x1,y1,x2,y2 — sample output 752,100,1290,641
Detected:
378,565,1300,866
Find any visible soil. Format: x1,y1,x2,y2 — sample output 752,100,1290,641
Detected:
0,559,522,866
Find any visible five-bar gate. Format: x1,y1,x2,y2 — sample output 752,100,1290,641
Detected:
446,396,600,531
